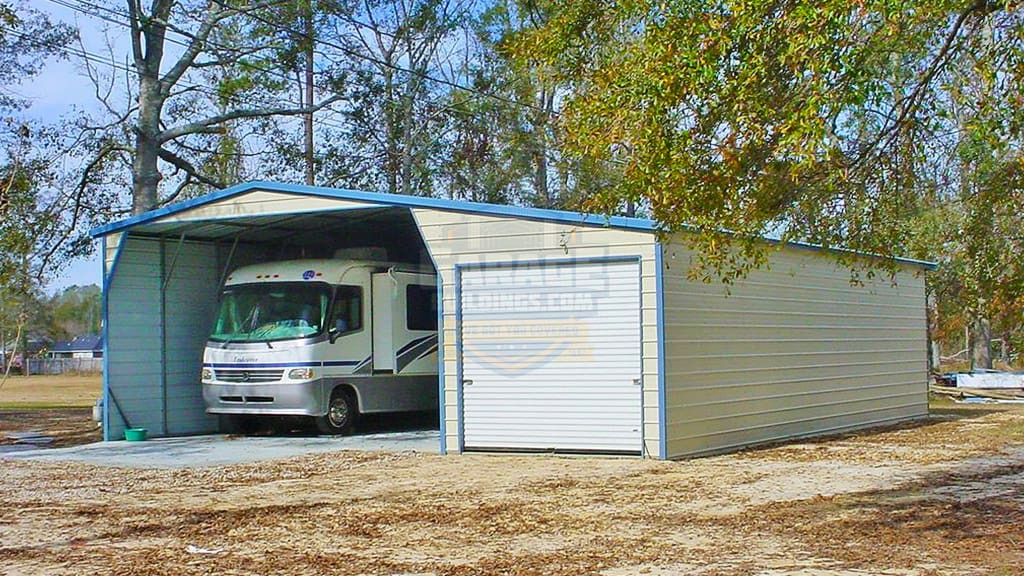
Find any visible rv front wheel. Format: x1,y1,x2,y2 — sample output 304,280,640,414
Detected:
316,389,357,435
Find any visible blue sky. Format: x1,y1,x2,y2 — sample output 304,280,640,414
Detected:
26,0,127,292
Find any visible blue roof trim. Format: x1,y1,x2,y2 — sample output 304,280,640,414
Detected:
88,180,936,270
654,242,668,461
89,180,655,238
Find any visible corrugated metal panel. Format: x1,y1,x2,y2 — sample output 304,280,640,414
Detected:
105,236,223,439
412,209,659,456
460,261,642,453
661,244,929,458
162,240,220,436
105,236,163,440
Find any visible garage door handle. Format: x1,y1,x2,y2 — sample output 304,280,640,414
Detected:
633,378,642,386
463,379,473,386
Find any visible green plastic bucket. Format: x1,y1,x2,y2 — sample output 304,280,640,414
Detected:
124,427,148,442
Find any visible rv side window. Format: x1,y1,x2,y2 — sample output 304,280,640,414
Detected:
331,286,362,334
406,284,438,331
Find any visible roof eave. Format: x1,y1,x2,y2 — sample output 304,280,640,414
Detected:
89,180,936,270
89,181,657,238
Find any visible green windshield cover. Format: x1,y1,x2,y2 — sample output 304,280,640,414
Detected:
210,282,331,343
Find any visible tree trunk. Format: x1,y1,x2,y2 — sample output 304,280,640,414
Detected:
400,89,414,196
129,0,172,215
533,146,548,207
18,321,28,377
132,74,163,214
303,0,315,186
532,110,549,207
531,86,556,208
926,288,939,373
383,68,398,195
969,314,992,370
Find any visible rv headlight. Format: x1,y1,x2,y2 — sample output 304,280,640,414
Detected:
288,368,314,380
201,368,213,381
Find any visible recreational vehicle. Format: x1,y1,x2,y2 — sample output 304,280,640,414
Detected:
201,254,438,434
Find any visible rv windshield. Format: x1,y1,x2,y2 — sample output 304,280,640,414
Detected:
210,283,331,343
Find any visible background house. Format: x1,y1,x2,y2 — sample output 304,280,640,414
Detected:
48,334,104,359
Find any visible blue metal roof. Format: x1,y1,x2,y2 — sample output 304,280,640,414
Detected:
89,181,655,237
89,180,936,269
50,334,103,353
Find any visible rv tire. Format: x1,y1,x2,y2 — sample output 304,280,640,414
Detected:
316,388,357,435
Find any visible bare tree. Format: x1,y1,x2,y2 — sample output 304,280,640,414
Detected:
77,1,342,215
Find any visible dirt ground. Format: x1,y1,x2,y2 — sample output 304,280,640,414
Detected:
0,374,103,449
0,407,102,448
1,398,1022,576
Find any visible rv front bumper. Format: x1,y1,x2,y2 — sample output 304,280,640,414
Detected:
203,380,329,417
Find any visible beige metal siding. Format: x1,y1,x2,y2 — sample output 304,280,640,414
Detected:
412,209,660,456
662,244,928,458
151,190,377,222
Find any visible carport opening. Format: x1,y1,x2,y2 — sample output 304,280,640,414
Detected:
177,205,435,266
104,204,440,440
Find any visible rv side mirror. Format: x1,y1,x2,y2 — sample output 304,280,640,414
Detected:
328,318,348,343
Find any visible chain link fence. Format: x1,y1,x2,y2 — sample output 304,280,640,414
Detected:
26,358,103,375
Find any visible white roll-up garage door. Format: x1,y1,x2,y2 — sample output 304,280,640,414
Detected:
459,259,642,453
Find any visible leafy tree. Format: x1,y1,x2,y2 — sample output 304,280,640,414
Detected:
0,1,76,110
460,0,566,208
49,285,102,339
0,128,81,376
0,2,76,377
216,0,353,185
899,10,1024,370
431,0,622,209
910,156,1024,370
507,1,1023,283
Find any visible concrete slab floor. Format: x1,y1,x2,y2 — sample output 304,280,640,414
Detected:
1,430,440,469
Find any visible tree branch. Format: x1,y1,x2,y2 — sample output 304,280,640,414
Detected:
855,0,993,168
159,1,232,97
157,147,225,190
157,94,342,143
36,141,132,276
126,0,144,67
161,0,293,97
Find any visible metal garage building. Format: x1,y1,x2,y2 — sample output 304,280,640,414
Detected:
92,181,933,459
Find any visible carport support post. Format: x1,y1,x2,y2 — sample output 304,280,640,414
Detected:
159,233,186,437
159,237,168,436
217,236,240,288
436,271,446,455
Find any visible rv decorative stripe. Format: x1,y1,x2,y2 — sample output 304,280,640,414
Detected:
352,356,373,374
323,360,363,367
396,334,435,356
204,361,360,369
415,345,438,362
395,334,439,373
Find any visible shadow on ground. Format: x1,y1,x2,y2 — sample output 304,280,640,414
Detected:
233,410,439,438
